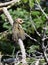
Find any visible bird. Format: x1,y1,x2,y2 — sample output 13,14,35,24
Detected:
12,18,25,43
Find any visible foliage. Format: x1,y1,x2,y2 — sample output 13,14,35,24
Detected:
0,0,48,64
27,45,39,53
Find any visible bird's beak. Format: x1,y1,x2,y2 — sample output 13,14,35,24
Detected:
22,21,25,24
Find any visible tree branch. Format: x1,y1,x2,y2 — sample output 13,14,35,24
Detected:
42,37,48,41
41,30,48,63
0,0,20,7
29,11,41,37
25,33,40,45
36,0,48,19
35,59,40,65
2,7,28,65
18,39,28,65
42,41,48,63
3,7,14,26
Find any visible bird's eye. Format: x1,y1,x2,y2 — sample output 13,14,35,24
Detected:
20,20,22,22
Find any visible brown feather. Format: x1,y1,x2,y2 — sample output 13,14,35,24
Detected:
12,18,25,42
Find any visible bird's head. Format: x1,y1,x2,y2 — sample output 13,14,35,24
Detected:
15,18,24,24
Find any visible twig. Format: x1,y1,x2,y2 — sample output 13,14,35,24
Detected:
29,11,41,37
35,59,40,65
25,33,40,45
42,37,48,41
42,41,48,63
12,47,15,58
36,0,48,19
0,30,10,40
41,30,48,63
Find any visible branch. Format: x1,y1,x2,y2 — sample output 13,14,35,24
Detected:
0,52,3,65
29,11,41,37
35,59,40,65
2,7,28,65
3,7,14,26
0,0,20,7
42,37,48,41
40,25,48,63
0,30,10,40
42,38,48,63
25,33,40,45
18,39,28,65
36,0,48,19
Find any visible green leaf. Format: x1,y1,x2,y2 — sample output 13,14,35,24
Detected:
28,45,39,53
31,11,40,16
29,0,34,8
3,22,11,30
22,0,28,3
